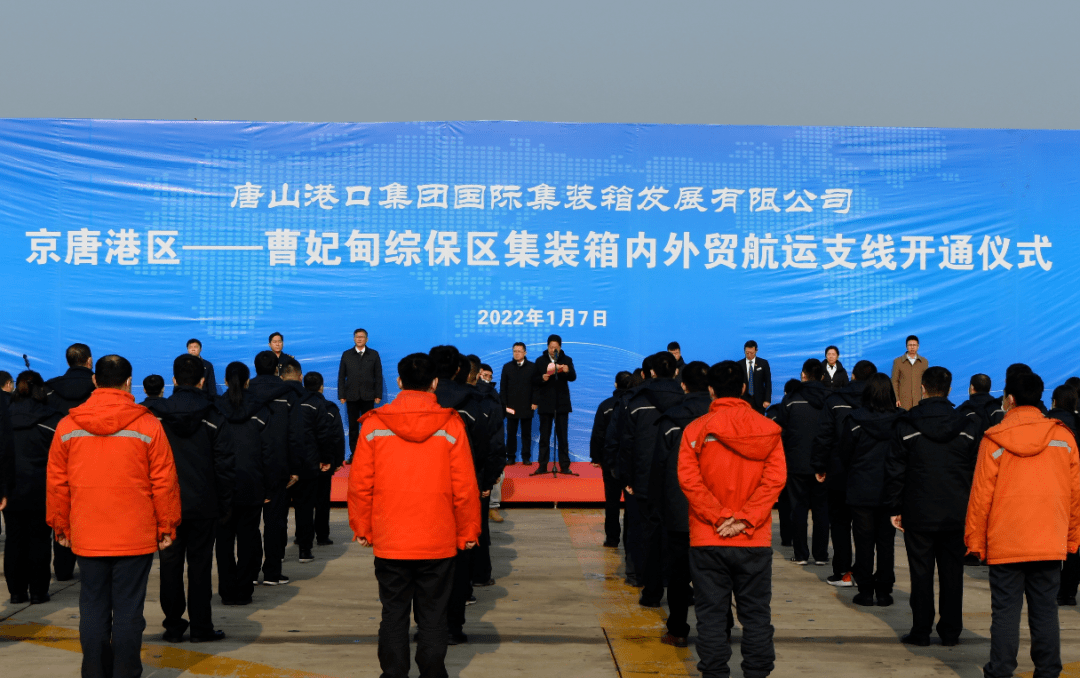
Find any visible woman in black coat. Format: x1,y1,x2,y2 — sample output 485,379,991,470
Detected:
3,371,63,604
821,345,849,391
838,372,902,607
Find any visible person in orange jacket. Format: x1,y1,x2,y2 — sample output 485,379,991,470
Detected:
965,371,1080,678
348,353,480,678
46,354,181,678
679,361,787,678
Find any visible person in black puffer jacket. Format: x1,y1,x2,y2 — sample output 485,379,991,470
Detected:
590,372,633,548
821,346,849,391
885,367,977,645
1049,383,1080,605
839,373,903,607
772,359,831,565
3,371,63,604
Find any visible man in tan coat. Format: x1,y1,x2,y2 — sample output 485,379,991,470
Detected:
891,335,928,410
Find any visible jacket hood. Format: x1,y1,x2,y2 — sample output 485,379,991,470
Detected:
216,391,265,423
903,397,965,443
850,408,903,441
833,380,866,407
1048,408,1077,431
961,392,995,410
612,387,630,399
697,397,781,461
376,390,458,443
986,406,1072,457
8,399,59,430
247,374,295,407
68,389,149,435
798,380,831,409
640,378,685,410
144,386,214,437
48,367,95,401
435,380,477,411
476,381,497,397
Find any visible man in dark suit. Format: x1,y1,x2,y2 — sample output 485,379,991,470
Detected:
268,332,295,377
337,328,383,456
531,334,577,476
741,340,772,413
499,342,536,464
186,338,218,398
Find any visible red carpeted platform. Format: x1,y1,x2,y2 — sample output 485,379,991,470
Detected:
330,461,606,504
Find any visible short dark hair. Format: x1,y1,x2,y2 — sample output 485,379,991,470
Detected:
66,343,92,367
513,342,526,351
173,353,204,387
783,378,801,396
1053,385,1078,413
428,345,461,379
186,338,202,349
615,370,634,391
399,353,436,391
254,351,279,376
744,340,758,350
13,370,47,404
825,345,839,356
268,332,283,343
852,360,877,382
641,353,656,375
453,355,472,385
95,354,132,389
1005,371,1044,408
707,360,743,398
1066,376,1080,392
970,373,992,394
546,334,562,347
0,370,12,388
682,361,709,393
861,373,897,413
1005,363,1032,381
353,328,367,336
142,374,165,397
630,370,645,388
304,371,324,392
480,363,493,373
802,358,823,382
280,358,302,379
651,351,678,379
906,335,919,344
922,366,952,397
667,341,681,351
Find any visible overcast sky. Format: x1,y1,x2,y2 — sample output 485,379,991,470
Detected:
1,1,1077,129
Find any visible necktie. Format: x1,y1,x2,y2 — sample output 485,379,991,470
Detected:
748,362,755,397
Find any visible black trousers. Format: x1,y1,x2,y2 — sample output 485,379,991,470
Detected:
471,496,492,584
666,531,693,638
776,485,791,545
78,553,154,678
54,537,76,580
601,465,622,546
447,549,472,635
374,556,455,678
641,495,666,604
1060,549,1080,600
624,494,647,583
850,506,895,597
903,529,965,641
215,505,262,602
506,416,533,463
262,485,288,580
290,477,318,551
828,488,853,576
3,508,52,598
986,561,1062,678
537,412,570,471
160,518,216,637
315,470,333,542
346,399,376,459
690,546,775,678
787,473,829,562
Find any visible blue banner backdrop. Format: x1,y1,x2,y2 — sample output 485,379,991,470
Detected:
0,120,1071,460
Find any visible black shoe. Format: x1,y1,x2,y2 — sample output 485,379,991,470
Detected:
877,594,894,607
263,574,290,586
625,578,643,588
963,553,983,566
603,541,619,548
901,633,930,646
316,538,334,546
639,597,662,608
780,541,792,547
29,594,50,605
299,550,314,563
465,595,477,606
448,631,468,645
190,630,226,643
558,467,579,476
1059,596,1077,606
9,593,29,604
941,638,960,647
162,630,186,643
221,597,252,606
852,593,876,606
529,468,550,476
473,579,495,587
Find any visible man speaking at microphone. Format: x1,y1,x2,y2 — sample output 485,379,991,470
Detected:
532,335,577,476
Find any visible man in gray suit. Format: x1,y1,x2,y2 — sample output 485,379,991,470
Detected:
337,328,383,456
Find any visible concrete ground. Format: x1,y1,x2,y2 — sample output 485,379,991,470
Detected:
1,508,1078,677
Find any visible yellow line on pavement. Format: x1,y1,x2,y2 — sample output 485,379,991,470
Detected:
0,620,338,678
562,508,695,678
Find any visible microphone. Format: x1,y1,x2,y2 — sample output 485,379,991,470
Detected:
22,354,30,368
